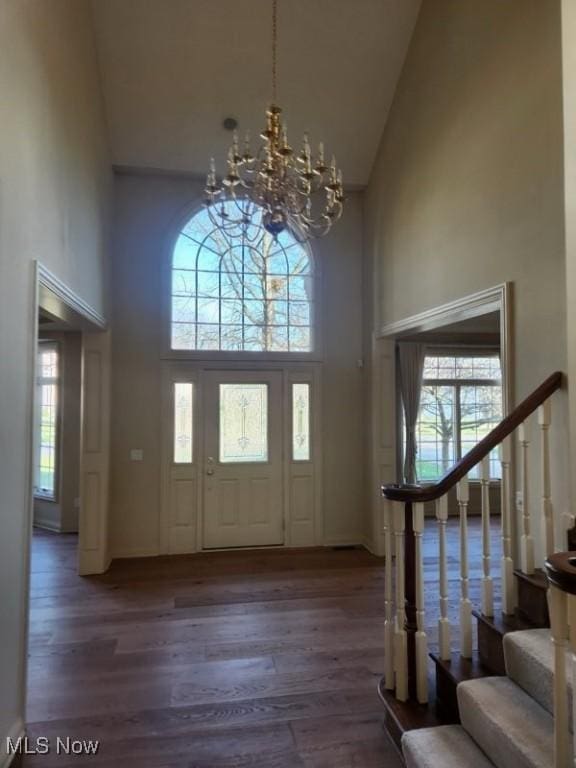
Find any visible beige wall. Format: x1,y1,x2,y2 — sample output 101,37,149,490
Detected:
365,0,568,557
0,0,111,753
34,332,82,533
109,173,365,556
562,0,576,520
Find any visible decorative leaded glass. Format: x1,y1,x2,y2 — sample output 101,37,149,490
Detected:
174,383,193,463
292,383,310,461
219,384,268,463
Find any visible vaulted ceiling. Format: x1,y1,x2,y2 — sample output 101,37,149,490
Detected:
91,0,420,187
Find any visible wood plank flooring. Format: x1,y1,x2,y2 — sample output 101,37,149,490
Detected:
21,520,500,767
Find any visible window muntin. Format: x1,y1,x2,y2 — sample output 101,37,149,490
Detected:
292,383,311,461
414,353,502,482
173,383,193,463
171,203,313,352
34,343,59,499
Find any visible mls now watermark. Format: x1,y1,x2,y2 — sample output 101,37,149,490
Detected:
7,736,100,756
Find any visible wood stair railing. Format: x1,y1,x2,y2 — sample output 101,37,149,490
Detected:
379,371,565,750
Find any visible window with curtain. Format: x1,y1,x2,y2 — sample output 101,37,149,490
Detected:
171,202,313,353
412,352,502,482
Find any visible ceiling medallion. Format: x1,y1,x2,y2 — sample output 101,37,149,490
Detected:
203,0,345,241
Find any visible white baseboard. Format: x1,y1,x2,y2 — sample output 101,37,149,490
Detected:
33,518,62,533
1,718,25,768
111,547,160,560
322,536,364,548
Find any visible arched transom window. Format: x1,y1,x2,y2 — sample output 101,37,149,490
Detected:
171,203,313,353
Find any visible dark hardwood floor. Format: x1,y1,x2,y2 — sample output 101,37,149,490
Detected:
22,520,500,767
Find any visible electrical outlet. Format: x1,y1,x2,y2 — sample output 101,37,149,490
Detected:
515,491,523,512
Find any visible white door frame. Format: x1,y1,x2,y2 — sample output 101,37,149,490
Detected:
29,262,110,574
21,263,109,731
368,283,513,555
160,360,322,553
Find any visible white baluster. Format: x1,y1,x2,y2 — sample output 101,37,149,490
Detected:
539,401,554,560
549,584,570,768
519,421,535,575
457,476,473,659
413,502,428,704
383,501,395,690
436,495,451,660
394,503,408,702
500,436,515,614
480,456,494,617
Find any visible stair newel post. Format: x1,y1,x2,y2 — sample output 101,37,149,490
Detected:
394,502,408,702
480,456,494,617
457,476,473,659
539,400,554,561
413,502,428,703
548,584,570,768
436,495,451,660
383,501,395,690
500,435,515,614
519,421,535,574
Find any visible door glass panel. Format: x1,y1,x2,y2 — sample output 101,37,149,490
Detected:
174,382,193,463
219,384,268,463
292,383,310,461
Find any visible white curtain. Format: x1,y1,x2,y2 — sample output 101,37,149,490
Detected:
398,342,426,484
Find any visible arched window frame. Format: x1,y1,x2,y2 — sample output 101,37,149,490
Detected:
162,202,322,361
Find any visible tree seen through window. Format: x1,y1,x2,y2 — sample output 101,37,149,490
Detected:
414,354,502,481
171,202,313,352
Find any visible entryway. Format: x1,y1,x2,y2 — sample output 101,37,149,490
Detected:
162,362,320,554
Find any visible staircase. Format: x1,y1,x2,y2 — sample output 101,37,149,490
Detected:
405,630,558,766
378,371,576,766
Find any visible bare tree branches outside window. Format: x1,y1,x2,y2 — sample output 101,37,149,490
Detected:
171,203,313,352
413,355,502,481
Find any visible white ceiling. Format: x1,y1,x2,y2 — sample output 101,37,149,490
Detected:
90,0,421,187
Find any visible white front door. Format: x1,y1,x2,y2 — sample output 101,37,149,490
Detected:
202,371,284,549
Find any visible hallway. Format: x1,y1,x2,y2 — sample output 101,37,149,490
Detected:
23,521,500,766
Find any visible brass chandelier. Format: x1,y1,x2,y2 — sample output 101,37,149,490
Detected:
203,0,345,241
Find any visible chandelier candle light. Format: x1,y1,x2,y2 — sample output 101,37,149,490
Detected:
204,0,345,240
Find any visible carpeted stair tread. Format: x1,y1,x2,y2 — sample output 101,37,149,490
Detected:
504,627,572,725
458,677,553,768
402,725,495,768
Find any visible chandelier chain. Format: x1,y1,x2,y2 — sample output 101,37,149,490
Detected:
272,0,278,104
203,0,344,241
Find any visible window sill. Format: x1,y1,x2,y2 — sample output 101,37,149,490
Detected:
34,492,57,502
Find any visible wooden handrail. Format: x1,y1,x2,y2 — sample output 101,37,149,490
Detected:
545,551,576,596
382,371,563,503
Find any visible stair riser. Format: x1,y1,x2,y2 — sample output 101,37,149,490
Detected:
477,618,507,676
516,577,549,627
435,666,462,724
